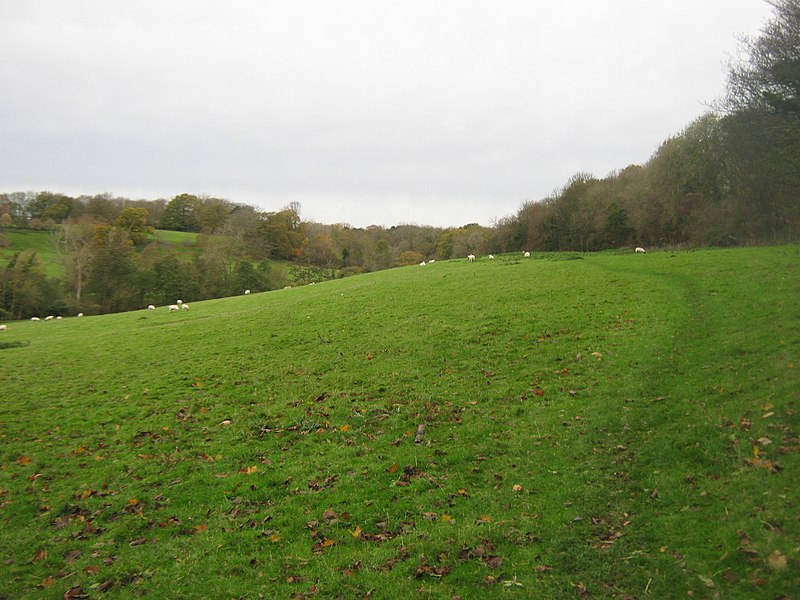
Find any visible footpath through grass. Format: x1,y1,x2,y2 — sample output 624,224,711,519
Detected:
0,247,797,598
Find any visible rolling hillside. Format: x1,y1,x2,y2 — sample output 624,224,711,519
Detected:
0,247,797,598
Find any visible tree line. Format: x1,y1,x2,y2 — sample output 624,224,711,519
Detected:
1,0,797,320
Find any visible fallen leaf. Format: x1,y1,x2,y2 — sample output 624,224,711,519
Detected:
322,509,338,522
339,424,350,432
767,550,787,571
512,484,523,492
63,585,88,599
349,525,362,538
33,549,47,562
441,514,453,523
387,463,398,474
485,556,503,569
15,455,31,465
698,574,715,588
475,515,492,524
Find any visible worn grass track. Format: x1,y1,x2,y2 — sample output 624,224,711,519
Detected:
0,246,798,598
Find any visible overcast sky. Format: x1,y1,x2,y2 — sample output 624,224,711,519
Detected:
0,1,773,228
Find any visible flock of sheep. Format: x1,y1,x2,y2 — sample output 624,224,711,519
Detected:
1,249,647,332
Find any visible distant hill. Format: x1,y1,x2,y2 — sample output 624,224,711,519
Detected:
0,227,201,277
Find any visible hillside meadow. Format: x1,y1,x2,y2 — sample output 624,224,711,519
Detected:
0,246,797,598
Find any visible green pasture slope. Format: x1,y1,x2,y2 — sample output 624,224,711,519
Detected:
0,229,200,278
0,229,63,277
0,247,797,598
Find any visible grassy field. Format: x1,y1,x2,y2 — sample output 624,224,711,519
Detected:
0,229,64,277
0,247,797,598
0,229,202,278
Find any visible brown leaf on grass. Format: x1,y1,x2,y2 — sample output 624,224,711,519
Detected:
64,549,82,563
311,538,335,554
322,509,338,523
33,549,48,562
387,463,398,474
485,556,503,569
97,580,115,592
535,565,554,572
38,575,56,588
129,538,148,547
15,455,31,465
767,550,788,571
64,585,89,599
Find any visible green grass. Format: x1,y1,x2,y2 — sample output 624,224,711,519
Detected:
0,247,798,598
0,229,63,277
0,229,203,277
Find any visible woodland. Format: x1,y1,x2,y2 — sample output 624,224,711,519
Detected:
1,0,798,320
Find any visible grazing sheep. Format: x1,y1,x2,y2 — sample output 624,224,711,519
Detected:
635,247,646,254
45,315,55,321
0,325,7,331
244,290,251,295
56,316,63,320
420,261,426,266
429,259,435,263
488,254,495,259
77,313,83,317
524,251,530,258
31,317,40,321
181,303,189,310
468,254,476,262
168,304,180,312
176,300,183,306
147,304,155,311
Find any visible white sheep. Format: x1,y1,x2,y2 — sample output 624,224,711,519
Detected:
429,259,435,263
468,254,476,262
31,317,40,321
524,251,530,258
168,304,180,312
56,316,63,320
77,313,84,317
181,303,190,310
147,304,156,311
420,261,426,266
45,315,55,321
244,290,251,295
635,247,646,254
488,254,495,259
176,300,183,306
0,324,7,331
